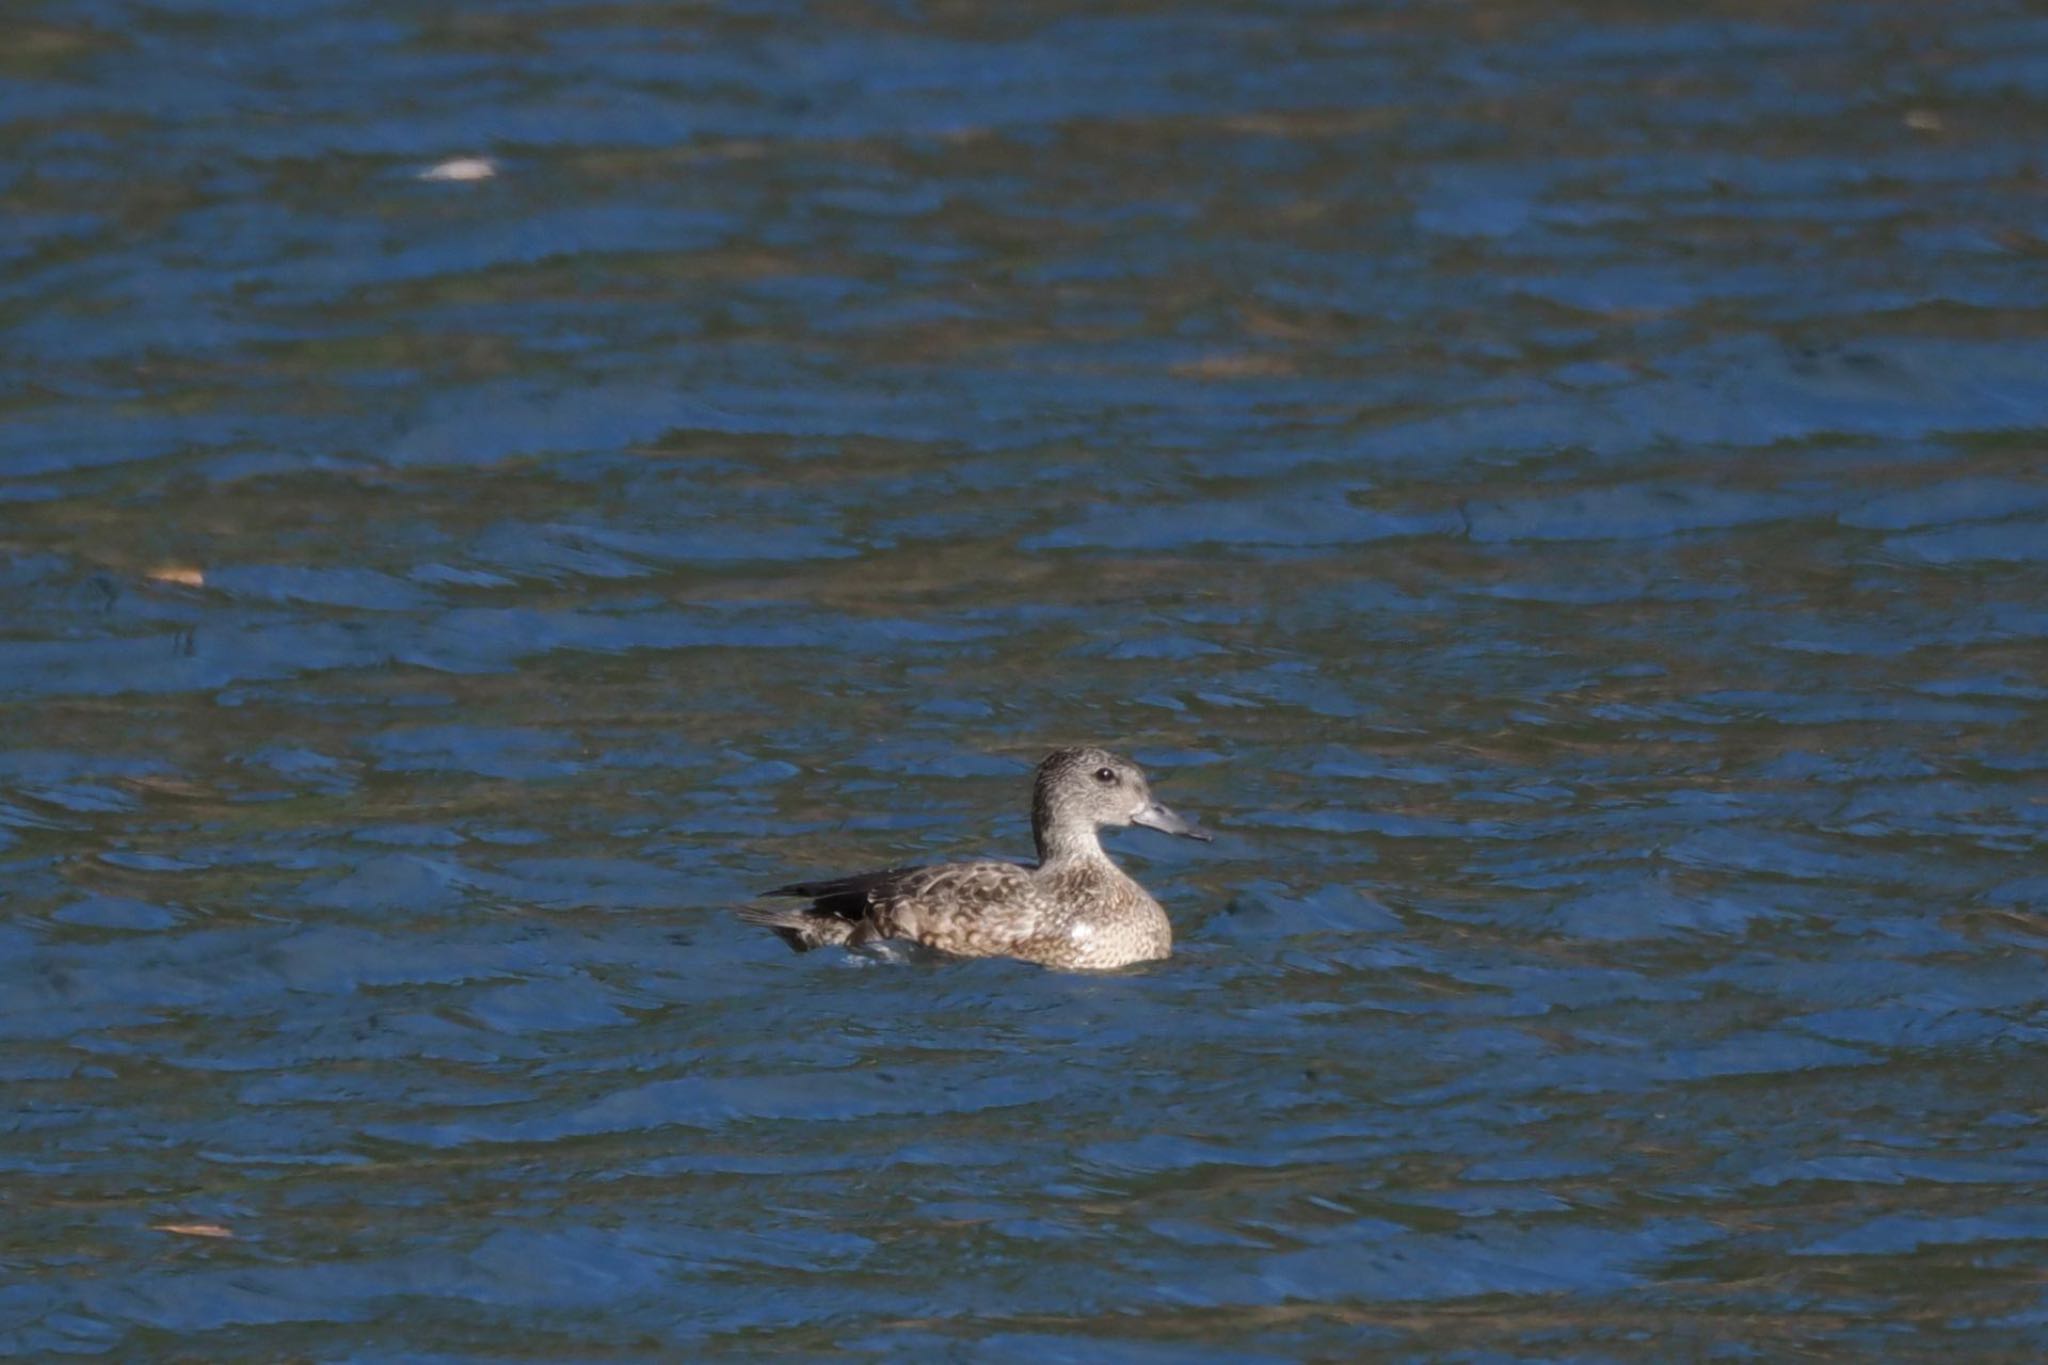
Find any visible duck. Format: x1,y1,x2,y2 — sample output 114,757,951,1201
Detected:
738,746,1209,970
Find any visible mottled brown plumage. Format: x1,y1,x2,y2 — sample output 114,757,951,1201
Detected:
739,746,1209,970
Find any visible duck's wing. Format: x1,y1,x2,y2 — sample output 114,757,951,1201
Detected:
866,861,1049,956
761,865,928,916
736,864,925,953
742,861,1044,956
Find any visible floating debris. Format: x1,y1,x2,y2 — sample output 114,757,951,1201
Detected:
144,564,205,588
152,1222,233,1239
417,156,498,183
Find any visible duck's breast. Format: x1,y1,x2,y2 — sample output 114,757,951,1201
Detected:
1025,863,1173,968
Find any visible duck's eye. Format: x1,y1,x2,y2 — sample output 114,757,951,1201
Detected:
1094,766,1118,784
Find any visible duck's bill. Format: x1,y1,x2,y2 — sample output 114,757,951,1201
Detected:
1132,800,1211,842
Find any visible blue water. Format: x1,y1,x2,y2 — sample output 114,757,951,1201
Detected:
4,0,2048,1356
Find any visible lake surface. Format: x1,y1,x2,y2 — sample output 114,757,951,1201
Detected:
5,0,2048,1356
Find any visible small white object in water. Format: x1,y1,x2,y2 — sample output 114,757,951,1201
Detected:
418,156,497,183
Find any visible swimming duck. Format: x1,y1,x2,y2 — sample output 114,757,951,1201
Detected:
739,746,1209,970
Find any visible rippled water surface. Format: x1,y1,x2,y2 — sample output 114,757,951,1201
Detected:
6,0,2048,1356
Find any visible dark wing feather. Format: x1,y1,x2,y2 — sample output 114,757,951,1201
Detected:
761,864,927,920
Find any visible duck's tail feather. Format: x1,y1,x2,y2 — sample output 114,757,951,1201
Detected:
733,904,858,954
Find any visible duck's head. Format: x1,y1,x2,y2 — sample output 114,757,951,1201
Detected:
1035,745,1209,843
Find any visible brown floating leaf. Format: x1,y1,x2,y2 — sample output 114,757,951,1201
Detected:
145,565,205,588
153,1222,233,1239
